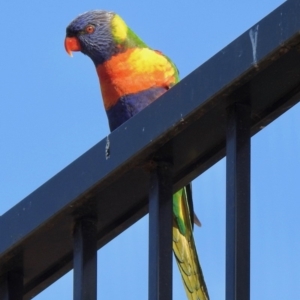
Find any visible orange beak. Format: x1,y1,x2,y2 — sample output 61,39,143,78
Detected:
64,37,81,57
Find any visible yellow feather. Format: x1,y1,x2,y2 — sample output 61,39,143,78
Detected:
111,14,128,42
127,48,175,78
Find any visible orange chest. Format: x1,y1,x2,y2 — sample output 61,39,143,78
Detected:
96,48,176,110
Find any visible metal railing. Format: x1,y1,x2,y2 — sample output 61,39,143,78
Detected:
1,0,300,299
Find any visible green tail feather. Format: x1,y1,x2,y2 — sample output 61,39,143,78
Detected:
173,188,209,300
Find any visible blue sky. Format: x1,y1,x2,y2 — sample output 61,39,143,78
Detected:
1,0,299,299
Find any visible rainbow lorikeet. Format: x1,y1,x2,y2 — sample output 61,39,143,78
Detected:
65,10,209,300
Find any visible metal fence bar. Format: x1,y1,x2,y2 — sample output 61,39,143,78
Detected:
226,103,251,300
0,270,23,300
73,218,97,300
148,161,173,300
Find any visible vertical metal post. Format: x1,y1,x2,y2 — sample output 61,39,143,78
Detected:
148,161,173,300
73,218,97,300
0,271,23,300
226,103,251,300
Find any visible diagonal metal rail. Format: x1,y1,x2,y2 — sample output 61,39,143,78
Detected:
1,0,300,299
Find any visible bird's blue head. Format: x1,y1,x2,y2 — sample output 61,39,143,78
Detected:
65,10,121,65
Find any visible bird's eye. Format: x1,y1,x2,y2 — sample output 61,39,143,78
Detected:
85,25,95,34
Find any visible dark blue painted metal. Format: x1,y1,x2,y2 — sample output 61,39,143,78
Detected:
73,218,97,300
0,270,23,300
149,161,173,300
226,103,251,300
